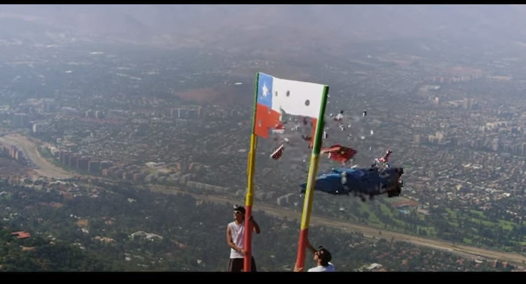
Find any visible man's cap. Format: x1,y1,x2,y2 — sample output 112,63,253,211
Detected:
233,204,245,214
317,246,332,262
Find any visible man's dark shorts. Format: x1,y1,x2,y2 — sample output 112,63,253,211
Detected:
227,257,257,272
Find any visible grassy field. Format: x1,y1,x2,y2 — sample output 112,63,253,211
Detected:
329,196,525,252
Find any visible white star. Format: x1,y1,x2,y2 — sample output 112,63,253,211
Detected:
262,83,269,97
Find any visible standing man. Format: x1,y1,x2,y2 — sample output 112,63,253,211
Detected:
226,204,261,272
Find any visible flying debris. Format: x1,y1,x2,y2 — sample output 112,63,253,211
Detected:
261,100,326,160
235,82,243,85
321,145,357,165
334,110,344,121
265,98,372,168
379,149,392,163
301,134,315,149
372,149,393,168
268,114,319,160
270,144,285,160
272,122,285,134
269,121,287,160
321,107,372,148
299,166,404,202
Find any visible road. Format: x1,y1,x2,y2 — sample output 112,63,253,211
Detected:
3,134,526,267
0,134,73,179
152,185,526,266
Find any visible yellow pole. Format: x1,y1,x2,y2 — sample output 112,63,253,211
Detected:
243,73,260,272
295,85,329,271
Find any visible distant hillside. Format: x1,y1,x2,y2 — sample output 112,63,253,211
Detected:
1,5,525,51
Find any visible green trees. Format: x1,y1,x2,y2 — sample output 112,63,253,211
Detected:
0,179,519,271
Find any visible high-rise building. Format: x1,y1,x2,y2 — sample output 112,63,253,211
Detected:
77,157,91,171
69,156,79,168
88,160,101,174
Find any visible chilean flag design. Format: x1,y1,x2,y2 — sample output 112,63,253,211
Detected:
254,73,326,139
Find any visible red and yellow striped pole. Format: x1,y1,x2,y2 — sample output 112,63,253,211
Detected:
243,73,260,272
295,85,329,271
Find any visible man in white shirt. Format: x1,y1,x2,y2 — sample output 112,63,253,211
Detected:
226,204,261,272
294,238,336,272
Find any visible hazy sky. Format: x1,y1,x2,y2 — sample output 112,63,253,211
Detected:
0,5,524,48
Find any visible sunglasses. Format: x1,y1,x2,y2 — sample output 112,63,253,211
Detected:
234,211,242,215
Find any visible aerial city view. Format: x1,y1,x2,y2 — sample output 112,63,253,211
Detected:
0,4,526,271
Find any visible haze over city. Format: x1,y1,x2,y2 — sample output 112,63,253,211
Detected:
0,4,525,272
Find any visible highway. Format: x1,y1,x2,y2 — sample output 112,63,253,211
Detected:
3,134,526,267
0,134,72,179
150,185,526,266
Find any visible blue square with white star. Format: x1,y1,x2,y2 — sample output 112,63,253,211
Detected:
257,72,273,108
